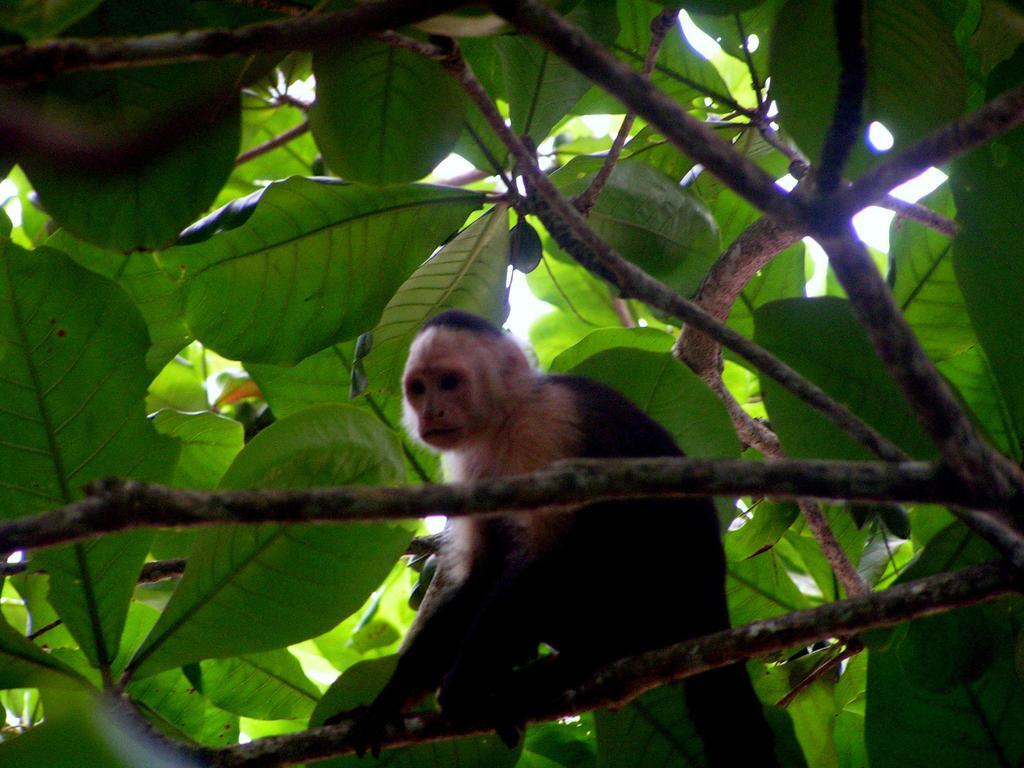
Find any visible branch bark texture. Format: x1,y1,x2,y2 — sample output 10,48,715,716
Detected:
0,459,989,556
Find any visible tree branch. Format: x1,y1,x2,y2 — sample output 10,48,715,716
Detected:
234,120,309,166
574,8,677,214
841,82,1024,217
201,562,1019,766
0,0,469,83
817,0,866,194
0,459,993,556
486,0,803,227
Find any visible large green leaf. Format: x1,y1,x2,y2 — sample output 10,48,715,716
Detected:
0,691,193,768
0,239,178,669
567,347,741,459
576,0,729,116
0,0,103,38
951,49,1024,441
18,0,242,251
46,230,190,372
161,177,482,365
309,39,467,186
770,0,965,177
197,649,320,721
152,410,244,489
727,550,809,627
247,344,441,484
551,159,719,297
866,605,1024,768
127,405,414,678
889,187,974,362
694,0,786,76
754,297,937,460
0,618,86,690
938,346,1021,463
357,206,511,405
496,0,618,143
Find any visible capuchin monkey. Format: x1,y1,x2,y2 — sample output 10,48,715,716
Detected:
341,309,778,765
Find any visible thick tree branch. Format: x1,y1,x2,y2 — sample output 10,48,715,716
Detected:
0,459,992,556
674,217,804,379
201,562,1019,766
817,0,866,194
486,0,803,227
0,0,469,83
841,82,1024,217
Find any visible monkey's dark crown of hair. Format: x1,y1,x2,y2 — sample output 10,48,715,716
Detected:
422,309,504,337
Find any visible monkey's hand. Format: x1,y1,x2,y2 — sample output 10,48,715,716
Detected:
325,705,401,759
438,673,524,748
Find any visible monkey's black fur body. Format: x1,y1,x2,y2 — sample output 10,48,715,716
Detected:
342,311,778,766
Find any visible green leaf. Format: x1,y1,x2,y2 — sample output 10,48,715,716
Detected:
694,0,786,76
358,206,511,404
951,49,1024,441
197,649,320,720
46,230,190,371
938,346,1022,462
724,502,799,562
594,684,707,767
0,239,179,669
866,606,1024,768
0,0,103,39
551,159,719,297
127,404,414,678
497,0,618,143
754,297,937,459
550,326,674,372
0,618,86,690
566,348,741,459
770,0,965,177
162,177,483,364
152,411,244,489
0,691,193,768
311,656,520,767
18,0,242,251
127,667,205,740
310,38,467,186
889,187,974,362
727,550,809,627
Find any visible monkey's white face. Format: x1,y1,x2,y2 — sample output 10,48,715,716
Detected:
402,330,490,451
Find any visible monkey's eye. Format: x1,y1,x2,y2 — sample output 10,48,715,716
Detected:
408,378,426,396
439,373,461,391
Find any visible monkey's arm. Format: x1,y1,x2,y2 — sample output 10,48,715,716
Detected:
330,563,481,753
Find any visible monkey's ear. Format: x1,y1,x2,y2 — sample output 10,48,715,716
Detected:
499,342,531,377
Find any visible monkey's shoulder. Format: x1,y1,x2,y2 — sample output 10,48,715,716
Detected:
545,374,683,459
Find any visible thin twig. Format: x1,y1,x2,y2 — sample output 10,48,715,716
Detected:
776,639,863,708
797,500,870,597
0,460,991,557
234,120,310,166
574,8,677,214
734,12,764,110
877,195,957,237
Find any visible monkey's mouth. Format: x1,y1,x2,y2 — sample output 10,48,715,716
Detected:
421,427,462,446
